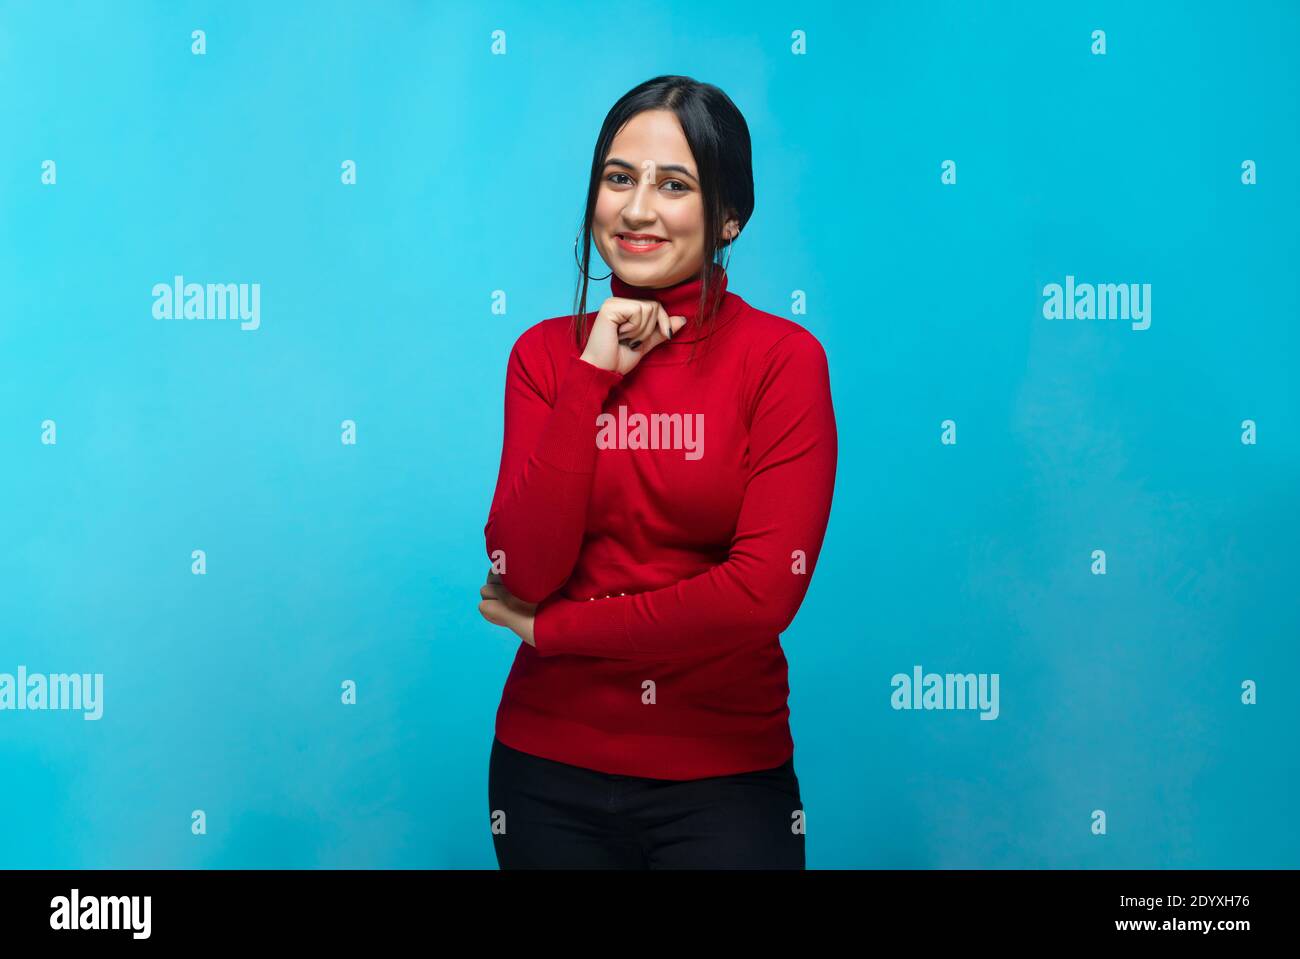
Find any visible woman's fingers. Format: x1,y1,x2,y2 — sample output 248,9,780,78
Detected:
641,303,660,341
637,302,670,348
592,297,691,373
480,582,538,617
619,305,652,348
478,598,507,626
608,300,684,353
655,305,686,342
638,305,658,347
479,594,520,621
482,583,520,603
479,597,532,648
638,308,685,351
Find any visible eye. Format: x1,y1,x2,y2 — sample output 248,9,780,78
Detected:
604,172,690,193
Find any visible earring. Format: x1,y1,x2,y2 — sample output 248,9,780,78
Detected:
574,234,613,281
720,229,738,271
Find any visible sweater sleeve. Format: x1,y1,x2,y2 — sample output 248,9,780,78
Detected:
531,329,837,660
484,332,624,604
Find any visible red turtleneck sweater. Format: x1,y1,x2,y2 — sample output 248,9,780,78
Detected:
484,267,837,779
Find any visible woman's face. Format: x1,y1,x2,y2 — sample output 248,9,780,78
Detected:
592,109,719,289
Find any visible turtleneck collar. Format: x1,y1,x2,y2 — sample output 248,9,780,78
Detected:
608,264,737,345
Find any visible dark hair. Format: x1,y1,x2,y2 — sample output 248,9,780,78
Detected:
570,75,754,363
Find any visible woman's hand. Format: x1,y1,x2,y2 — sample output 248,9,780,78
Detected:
478,570,537,647
580,296,688,375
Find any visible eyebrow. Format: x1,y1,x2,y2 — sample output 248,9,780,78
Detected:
604,157,698,184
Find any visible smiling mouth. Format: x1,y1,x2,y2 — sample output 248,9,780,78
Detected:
616,233,668,246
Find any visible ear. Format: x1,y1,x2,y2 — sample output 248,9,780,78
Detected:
721,218,740,243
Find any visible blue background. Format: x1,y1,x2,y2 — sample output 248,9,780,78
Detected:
1,0,1296,868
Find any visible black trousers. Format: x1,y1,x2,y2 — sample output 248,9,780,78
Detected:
488,736,805,869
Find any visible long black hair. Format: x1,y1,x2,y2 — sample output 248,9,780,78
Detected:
570,75,754,363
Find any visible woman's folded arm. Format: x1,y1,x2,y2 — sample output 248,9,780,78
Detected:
532,330,837,659
484,336,624,604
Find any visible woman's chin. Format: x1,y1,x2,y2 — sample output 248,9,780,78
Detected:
614,262,676,287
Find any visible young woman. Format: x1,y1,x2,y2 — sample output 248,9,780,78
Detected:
478,75,837,869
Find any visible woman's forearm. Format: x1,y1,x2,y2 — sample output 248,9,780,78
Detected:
484,349,623,603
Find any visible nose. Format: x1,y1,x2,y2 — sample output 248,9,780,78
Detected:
623,161,659,227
